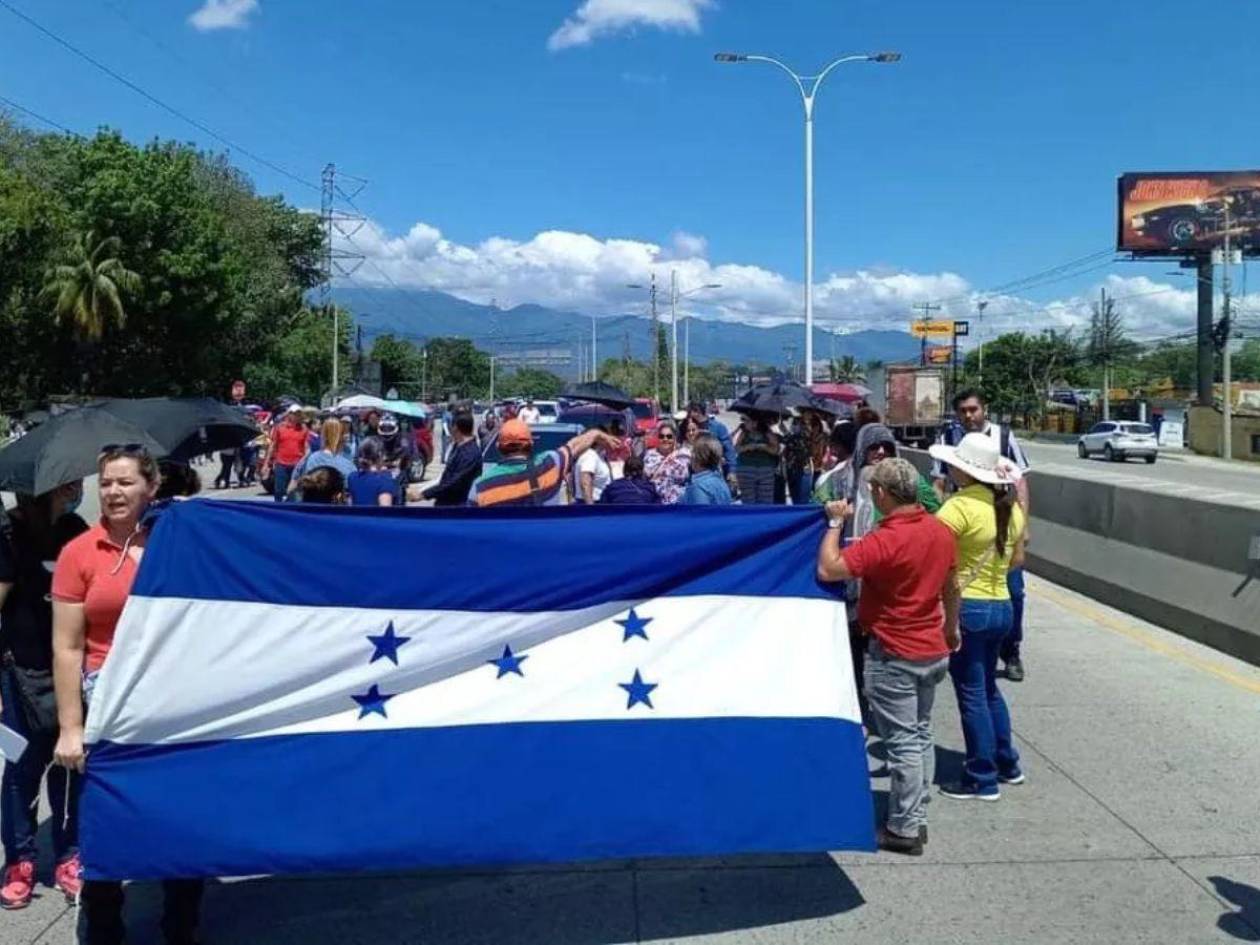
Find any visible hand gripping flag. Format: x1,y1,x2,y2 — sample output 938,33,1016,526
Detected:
81,501,873,880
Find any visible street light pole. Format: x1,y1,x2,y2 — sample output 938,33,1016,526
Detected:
715,50,900,386
670,270,679,413
331,304,339,401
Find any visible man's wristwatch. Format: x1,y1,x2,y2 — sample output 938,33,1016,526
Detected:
828,518,844,530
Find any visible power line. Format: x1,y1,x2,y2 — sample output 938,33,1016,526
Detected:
0,94,79,136
0,0,319,192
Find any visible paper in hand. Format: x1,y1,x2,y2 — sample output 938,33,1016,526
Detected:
0,723,28,763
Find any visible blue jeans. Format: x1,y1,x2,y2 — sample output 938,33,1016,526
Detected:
787,470,813,506
1000,567,1026,661
949,599,1021,792
272,463,296,502
0,666,78,864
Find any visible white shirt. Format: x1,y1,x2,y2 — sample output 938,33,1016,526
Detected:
518,407,541,425
576,450,612,502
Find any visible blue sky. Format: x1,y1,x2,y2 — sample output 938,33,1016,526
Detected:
3,0,1259,342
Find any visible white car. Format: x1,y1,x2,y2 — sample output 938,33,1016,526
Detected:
1077,421,1159,464
533,400,560,422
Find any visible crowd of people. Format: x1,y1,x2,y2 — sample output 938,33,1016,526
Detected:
0,385,1033,940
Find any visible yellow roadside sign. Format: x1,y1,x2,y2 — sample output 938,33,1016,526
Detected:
927,347,953,364
910,320,954,338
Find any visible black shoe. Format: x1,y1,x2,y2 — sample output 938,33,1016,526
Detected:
876,825,923,856
939,781,1000,802
920,825,928,845
1004,658,1025,682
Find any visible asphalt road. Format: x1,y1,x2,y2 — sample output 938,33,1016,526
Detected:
9,573,1260,944
1019,439,1260,510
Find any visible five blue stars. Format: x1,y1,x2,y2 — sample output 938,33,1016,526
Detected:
619,669,658,710
367,621,411,666
615,608,653,642
488,644,529,678
351,684,396,719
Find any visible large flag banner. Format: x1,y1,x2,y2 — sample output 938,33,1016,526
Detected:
82,501,872,880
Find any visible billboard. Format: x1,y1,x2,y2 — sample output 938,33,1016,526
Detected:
1118,171,1260,256
909,320,954,338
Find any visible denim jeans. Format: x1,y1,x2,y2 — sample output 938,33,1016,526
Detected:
80,879,204,945
0,666,78,864
865,640,948,838
949,599,1021,792
272,462,296,502
1000,567,1026,661
787,470,813,506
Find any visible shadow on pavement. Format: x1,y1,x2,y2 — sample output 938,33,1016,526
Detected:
1209,876,1260,941
112,855,863,945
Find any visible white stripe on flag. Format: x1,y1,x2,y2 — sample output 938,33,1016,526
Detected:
88,595,857,746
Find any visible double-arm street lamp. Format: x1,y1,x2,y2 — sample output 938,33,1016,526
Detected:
715,50,901,385
672,276,722,410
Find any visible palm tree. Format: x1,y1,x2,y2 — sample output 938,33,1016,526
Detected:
40,232,142,341
832,355,866,384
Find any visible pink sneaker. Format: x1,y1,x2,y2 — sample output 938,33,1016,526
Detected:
0,861,35,910
53,854,82,903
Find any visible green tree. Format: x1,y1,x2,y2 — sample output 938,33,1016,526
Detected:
1086,294,1136,417
370,334,425,391
498,367,564,399
961,330,1082,422
39,232,141,341
831,355,865,383
426,337,491,399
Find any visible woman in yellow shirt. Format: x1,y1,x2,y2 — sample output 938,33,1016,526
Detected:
928,433,1026,801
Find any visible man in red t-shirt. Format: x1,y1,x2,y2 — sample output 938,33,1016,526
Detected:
262,405,310,502
817,457,960,856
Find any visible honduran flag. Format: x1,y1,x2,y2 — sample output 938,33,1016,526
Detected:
81,500,873,880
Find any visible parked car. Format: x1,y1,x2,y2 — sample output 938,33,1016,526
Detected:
1077,421,1159,463
631,398,660,448
533,400,560,422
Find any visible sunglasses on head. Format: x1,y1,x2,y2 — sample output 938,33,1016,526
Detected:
100,443,149,455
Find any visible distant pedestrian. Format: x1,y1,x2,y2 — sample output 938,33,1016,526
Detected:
518,400,541,425
262,405,310,502
348,440,398,507
929,433,1026,801
575,428,613,504
423,413,482,507
812,420,857,504
687,402,736,478
477,410,499,448
931,389,1030,682
155,462,201,501
816,457,959,855
469,420,618,507
599,455,661,505
681,435,733,506
290,418,356,498
644,421,691,505
733,414,779,505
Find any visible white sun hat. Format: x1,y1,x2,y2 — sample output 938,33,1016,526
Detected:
928,432,1023,485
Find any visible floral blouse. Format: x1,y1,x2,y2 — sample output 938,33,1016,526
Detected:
644,447,692,505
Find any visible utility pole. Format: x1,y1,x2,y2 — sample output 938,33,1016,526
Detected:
914,301,942,367
591,315,598,382
320,164,365,402
421,347,428,403
489,356,496,403
1221,200,1235,460
976,300,989,386
670,269,679,413
649,273,659,404
684,318,692,406
783,344,798,382
1100,287,1111,422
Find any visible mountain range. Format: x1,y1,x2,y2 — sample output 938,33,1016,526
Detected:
333,287,922,376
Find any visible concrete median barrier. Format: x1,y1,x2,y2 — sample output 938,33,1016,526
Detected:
904,449,1260,665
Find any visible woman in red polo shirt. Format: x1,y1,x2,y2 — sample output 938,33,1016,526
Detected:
51,446,202,945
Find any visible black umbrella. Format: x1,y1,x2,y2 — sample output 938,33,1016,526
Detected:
0,408,166,495
0,399,259,495
558,380,637,409
732,382,816,416
90,398,260,461
806,397,855,419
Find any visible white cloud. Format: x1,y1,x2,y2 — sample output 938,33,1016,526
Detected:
188,0,258,31
336,217,1233,344
548,0,714,51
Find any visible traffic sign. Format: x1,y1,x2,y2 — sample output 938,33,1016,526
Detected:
910,320,954,338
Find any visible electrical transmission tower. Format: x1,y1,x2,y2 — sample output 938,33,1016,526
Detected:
320,164,367,397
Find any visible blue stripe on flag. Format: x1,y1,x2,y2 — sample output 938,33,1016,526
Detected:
81,717,873,880
134,501,842,611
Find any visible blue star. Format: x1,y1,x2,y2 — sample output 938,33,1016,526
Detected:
615,608,653,642
367,621,411,666
619,669,657,710
488,644,529,678
351,684,395,719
